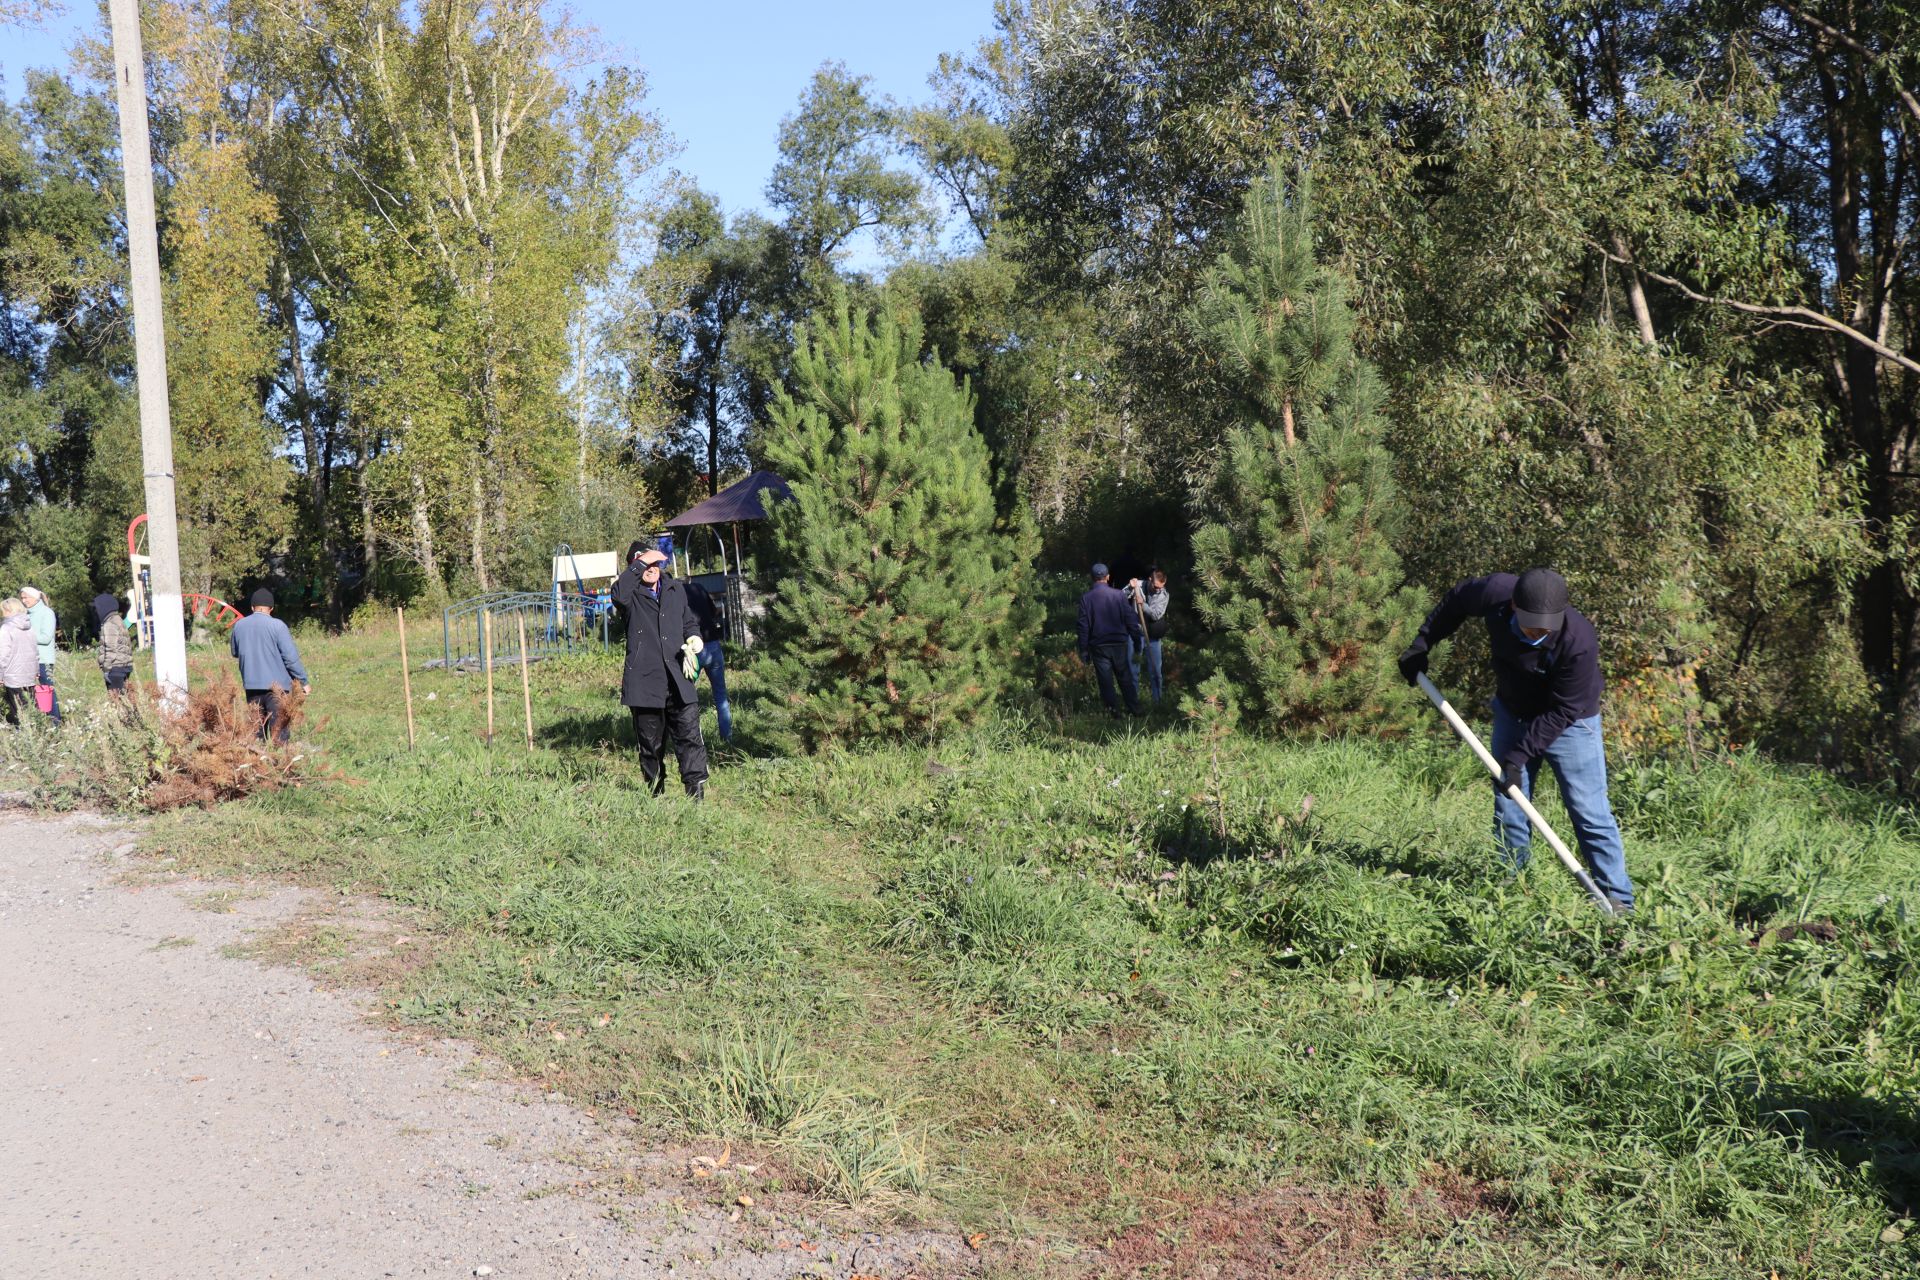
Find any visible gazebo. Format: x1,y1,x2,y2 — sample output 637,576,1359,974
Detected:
661,470,791,647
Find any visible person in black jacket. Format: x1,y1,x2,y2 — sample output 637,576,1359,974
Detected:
683,579,732,743
612,543,709,797
1078,563,1144,718
1398,568,1634,912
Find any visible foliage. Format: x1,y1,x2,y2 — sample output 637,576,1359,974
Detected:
975,0,1915,780
756,295,1037,748
1186,167,1420,733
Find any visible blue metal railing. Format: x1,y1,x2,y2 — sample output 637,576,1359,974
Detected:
441,590,611,670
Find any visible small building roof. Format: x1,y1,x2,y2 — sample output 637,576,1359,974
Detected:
664,470,793,528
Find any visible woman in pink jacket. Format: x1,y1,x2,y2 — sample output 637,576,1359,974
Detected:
0,597,39,726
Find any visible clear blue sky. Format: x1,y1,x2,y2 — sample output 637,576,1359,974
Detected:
1,0,998,224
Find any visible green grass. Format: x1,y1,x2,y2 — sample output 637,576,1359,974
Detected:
63,618,1920,1276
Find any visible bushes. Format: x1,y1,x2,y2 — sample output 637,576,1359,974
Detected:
0,669,320,811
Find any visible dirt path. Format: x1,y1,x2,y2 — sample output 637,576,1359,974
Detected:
0,812,962,1279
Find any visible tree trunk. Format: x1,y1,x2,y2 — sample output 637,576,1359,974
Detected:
409,460,441,587
1610,231,1658,350
706,375,721,495
574,315,590,509
470,469,490,591
358,427,378,589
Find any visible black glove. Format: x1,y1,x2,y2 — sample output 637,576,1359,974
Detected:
1396,644,1429,686
1493,761,1526,797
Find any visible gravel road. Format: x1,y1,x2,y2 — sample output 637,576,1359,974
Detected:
0,812,965,1280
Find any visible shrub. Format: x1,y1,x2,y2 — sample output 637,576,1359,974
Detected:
0,669,322,811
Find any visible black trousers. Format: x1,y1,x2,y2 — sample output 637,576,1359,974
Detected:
631,697,708,796
1090,641,1142,716
1,686,25,726
246,688,290,743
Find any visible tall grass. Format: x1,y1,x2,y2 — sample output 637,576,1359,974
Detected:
133,622,1920,1275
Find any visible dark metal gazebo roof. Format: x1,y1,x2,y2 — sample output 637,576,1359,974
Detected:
663,470,792,528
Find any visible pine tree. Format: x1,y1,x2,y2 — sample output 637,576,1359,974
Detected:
1186,164,1421,733
759,293,1037,749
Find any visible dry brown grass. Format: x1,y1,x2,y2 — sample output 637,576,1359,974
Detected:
0,669,327,811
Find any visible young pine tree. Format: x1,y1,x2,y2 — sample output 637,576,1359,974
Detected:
1186,165,1421,733
759,294,1037,749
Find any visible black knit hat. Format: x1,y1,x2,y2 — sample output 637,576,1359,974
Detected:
1512,568,1568,631
250,588,275,609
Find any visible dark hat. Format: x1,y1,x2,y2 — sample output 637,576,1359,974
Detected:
1090,562,1109,579
92,593,122,625
250,588,275,609
1512,568,1568,631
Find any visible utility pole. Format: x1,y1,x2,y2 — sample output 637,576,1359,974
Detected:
108,0,189,700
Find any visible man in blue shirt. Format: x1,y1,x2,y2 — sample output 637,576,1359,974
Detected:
230,589,310,743
1398,568,1634,912
1078,563,1144,719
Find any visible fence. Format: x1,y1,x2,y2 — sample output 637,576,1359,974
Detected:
440,590,612,670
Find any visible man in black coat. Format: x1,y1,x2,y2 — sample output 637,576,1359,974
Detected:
1078,562,1144,718
611,543,709,797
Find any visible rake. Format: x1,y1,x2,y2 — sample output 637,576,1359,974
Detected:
1416,673,1619,916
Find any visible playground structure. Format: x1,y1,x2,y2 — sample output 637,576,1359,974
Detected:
126,514,241,648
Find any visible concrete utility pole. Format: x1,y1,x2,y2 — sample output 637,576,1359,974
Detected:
108,0,189,699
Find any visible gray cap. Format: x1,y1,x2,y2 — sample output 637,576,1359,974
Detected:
1090,562,1109,579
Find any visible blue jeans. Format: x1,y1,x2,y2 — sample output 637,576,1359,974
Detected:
37,662,60,725
1134,637,1164,701
1489,699,1634,908
698,642,732,742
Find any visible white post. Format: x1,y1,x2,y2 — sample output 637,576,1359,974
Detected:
108,0,189,701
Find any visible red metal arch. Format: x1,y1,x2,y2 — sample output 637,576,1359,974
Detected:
128,515,241,630
188,594,242,630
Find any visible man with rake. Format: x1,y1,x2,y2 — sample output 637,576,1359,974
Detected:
1398,568,1636,914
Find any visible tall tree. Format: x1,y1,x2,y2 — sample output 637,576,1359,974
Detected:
1187,166,1420,731
650,189,772,493
758,293,1037,748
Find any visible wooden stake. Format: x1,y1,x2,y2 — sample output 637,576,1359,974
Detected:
516,612,534,750
482,609,495,746
397,606,416,751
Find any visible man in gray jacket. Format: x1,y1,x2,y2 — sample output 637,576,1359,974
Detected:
1127,568,1170,703
230,589,309,742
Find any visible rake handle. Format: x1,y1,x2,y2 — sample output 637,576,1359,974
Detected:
1417,673,1618,916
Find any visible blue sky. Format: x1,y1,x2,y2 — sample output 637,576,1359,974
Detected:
1,0,998,225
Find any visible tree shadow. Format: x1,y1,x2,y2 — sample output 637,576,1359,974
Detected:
1147,799,1484,887
539,711,629,753
1764,1085,1920,1218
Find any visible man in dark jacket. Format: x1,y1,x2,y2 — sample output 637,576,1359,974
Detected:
683,579,732,743
1398,568,1634,912
612,543,709,797
1078,563,1144,718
